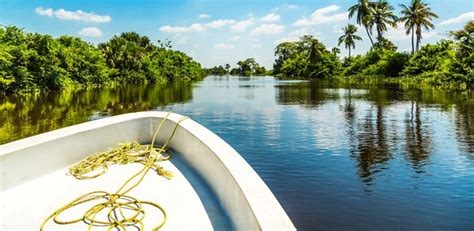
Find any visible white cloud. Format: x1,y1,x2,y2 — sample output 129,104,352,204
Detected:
273,4,298,11
386,23,438,41
160,18,245,33
439,12,474,25
260,13,280,22
252,44,262,48
273,27,319,44
250,24,285,36
231,18,254,32
159,23,206,33
205,19,236,28
78,27,103,37
35,7,110,23
287,4,298,9
229,36,240,41
386,23,410,41
423,32,438,39
199,14,211,19
36,7,53,16
274,36,299,44
173,33,189,44
214,43,235,49
332,24,344,33
294,5,347,26
288,27,312,37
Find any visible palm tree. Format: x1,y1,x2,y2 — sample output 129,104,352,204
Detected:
399,0,438,53
338,24,362,58
368,0,397,42
348,0,375,46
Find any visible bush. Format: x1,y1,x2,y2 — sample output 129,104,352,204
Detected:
0,26,204,93
401,40,455,76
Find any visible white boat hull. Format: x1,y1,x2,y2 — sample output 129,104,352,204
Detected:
0,112,295,230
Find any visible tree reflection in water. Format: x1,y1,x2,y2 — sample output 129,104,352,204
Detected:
275,80,473,186
0,82,195,144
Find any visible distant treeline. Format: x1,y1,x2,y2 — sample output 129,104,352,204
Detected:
0,26,205,93
206,0,472,90
207,21,472,90
204,58,271,76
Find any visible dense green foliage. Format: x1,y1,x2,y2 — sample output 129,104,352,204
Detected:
205,59,269,76
450,21,474,84
269,0,471,90
0,26,204,93
273,36,341,78
204,64,229,76
232,58,268,76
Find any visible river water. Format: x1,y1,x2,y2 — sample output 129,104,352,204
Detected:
1,76,473,230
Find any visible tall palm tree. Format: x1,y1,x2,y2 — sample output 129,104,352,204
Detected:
399,0,438,53
338,24,363,57
368,0,397,42
348,0,375,46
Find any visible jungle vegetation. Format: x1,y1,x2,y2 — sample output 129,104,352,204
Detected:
204,58,270,76
1,0,472,93
270,0,472,90
0,26,204,93
208,0,472,90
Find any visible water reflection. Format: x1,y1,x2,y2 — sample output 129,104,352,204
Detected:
275,81,336,108
1,76,473,230
455,98,474,155
0,82,195,144
275,80,474,184
404,101,432,172
354,105,392,183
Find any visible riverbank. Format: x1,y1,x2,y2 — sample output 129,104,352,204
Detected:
1,76,473,230
331,74,472,91
0,26,204,94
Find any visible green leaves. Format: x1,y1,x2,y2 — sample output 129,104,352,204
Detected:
401,40,455,76
274,36,341,78
0,26,204,93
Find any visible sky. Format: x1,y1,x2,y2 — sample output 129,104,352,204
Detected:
1,0,473,68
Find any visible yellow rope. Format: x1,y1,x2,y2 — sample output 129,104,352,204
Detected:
40,112,187,230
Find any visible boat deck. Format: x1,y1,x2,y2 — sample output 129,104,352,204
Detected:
0,155,232,230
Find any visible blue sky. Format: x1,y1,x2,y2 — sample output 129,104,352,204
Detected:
1,0,473,68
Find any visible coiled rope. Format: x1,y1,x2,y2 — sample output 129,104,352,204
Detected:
40,112,187,230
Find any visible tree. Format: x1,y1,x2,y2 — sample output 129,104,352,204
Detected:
450,20,474,54
372,37,398,51
98,32,155,82
0,26,204,93
368,0,397,42
399,0,438,53
450,21,474,84
338,24,363,57
236,58,259,76
401,40,455,76
225,63,231,73
273,36,341,78
348,0,375,46
204,65,227,75
274,41,300,74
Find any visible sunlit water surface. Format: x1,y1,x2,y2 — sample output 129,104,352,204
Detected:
1,76,473,230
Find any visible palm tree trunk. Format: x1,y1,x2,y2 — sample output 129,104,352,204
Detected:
377,28,382,42
416,34,420,52
411,27,414,54
349,47,351,58
416,28,420,52
365,27,374,46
